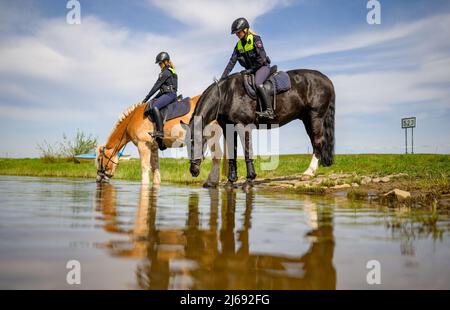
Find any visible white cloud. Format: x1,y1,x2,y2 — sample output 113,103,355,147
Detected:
273,13,450,117
0,1,288,156
0,16,216,115
0,1,449,156
0,104,94,122
334,57,450,116
149,0,291,33
0,0,292,114
276,13,450,62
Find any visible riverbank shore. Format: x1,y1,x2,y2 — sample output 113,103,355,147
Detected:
1,154,449,208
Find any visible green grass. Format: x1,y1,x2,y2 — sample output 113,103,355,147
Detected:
0,154,449,186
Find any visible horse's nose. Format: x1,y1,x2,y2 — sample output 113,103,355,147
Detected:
96,174,103,183
96,172,110,183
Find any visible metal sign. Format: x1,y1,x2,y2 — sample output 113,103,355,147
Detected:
401,117,416,129
401,117,416,154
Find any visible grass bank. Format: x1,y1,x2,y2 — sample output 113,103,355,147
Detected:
0,154,448,186
1,154,449,208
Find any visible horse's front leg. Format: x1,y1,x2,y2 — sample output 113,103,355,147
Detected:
137,142,151,185
237,127,256,189
204,155,221,188
150,143,161,185
203,125,222,188
225,128,238,184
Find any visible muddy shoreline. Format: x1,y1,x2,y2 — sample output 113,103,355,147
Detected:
222,173,450,209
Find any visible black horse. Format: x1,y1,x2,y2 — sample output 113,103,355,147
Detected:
188,69,335,186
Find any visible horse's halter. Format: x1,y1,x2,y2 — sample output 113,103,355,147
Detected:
97,146,118,179
189,78,223,166
97,107,137,179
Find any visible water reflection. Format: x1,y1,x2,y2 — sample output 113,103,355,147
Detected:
387,210,447,257
95,184,337,290
0,176,448,289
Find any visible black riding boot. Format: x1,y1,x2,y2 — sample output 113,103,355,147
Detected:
245,159,257,180
255,84,274,119
149,107,166,151
228,159,238,182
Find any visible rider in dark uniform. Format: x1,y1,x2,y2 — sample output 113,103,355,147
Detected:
221,17,274,119
142,51,178,150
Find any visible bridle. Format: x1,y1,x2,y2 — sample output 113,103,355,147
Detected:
97,145,120,179
97,107,137,179
189,78,223,166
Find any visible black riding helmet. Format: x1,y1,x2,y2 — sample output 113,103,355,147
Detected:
231,17,249,34
155,51,170,64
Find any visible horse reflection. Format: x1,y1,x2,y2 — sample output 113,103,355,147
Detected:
95,184,336,289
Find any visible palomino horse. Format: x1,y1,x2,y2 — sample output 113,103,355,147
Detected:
96,96,221,186
189,69,335,184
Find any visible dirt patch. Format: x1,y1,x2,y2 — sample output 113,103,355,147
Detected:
228,173,450,209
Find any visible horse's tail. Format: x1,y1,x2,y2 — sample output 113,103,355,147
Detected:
320,90,335,166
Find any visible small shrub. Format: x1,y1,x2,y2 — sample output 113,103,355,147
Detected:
59,130,97,159
37,130,97,162
36,140,61,163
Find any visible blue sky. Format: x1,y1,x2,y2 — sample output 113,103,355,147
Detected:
0,0,449,158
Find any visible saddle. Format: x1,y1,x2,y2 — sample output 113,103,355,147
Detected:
144,95,191,123
243,65,291,106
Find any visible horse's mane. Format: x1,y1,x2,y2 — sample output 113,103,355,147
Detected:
194,73,242,116
201,73,241,97
107,102,144,140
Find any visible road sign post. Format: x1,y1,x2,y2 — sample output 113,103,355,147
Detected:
401,117,416,154
405,127,408,154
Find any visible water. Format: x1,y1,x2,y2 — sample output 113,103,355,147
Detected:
0,175,449,289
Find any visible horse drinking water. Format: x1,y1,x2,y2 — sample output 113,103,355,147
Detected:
188,69,335,185
96,96,222,186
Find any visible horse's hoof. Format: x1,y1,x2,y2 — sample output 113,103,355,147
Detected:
228,176,238,183
242,180,254,190
246,173,257,181
203,181,218,188
301,174,314,181
225,181,235,190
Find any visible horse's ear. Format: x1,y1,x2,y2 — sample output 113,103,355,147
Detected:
96,145,103,155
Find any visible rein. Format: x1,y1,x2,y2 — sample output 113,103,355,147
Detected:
97,107,137,177
213,78,222,121
189,78,222,165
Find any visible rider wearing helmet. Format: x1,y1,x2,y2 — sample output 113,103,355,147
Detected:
142,51,178,150
221,17,274,119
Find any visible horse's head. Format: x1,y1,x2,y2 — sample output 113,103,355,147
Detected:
188,115,208,178
96,145,119,183
189,120,224,178
188,80,224,178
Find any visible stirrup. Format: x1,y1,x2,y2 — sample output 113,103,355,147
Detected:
149,133,167,151
156,138,167,151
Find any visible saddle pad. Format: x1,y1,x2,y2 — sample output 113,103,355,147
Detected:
147,97,191,123
271,71,291,93
162,97,191,121
244,71,291,99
